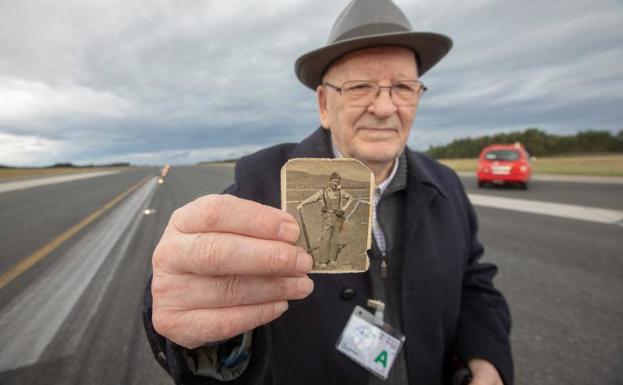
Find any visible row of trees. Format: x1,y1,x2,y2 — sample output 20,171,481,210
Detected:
426,129,623,159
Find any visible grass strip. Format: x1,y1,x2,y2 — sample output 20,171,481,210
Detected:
0,167,119,181
438,154,623,177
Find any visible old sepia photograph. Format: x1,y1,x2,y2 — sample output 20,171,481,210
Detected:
281,158,373,273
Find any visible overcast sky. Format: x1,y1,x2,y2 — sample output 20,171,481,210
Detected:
1,0,622,166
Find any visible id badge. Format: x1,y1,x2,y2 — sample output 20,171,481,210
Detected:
335,306,406,380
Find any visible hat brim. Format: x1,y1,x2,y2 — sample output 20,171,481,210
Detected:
295,32,452,90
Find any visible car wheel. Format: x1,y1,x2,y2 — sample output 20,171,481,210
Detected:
518,182,528,190
478,181,486,188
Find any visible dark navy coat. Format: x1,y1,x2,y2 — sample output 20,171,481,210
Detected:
144,128,513,385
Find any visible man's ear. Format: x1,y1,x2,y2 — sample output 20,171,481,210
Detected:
316,85,330,129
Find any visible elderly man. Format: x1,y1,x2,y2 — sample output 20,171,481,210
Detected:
297,172,354,268
144,1,513,384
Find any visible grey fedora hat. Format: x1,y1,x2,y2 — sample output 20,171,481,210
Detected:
295,0,453,89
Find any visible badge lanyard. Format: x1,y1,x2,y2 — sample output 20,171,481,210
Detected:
336,300,406,380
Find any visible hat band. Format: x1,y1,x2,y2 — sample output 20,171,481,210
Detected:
333,23,411,43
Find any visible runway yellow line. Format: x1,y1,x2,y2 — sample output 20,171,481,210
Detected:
0,175,152,290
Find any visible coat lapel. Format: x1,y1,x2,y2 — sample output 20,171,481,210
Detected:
402,149,448,238
399,150,452,381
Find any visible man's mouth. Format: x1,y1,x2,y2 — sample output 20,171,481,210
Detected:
357,127,398,136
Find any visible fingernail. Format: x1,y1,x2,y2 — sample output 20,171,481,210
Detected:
278,222,299,242
296,251,313,274
275,301,289,314
297,278,314,296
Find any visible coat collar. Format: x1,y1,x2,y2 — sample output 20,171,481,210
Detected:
291,126,447,199
291,126,334,158
405,151,448,199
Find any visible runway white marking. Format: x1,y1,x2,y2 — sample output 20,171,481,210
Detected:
0,178,157,372
0,170,120,194
468,194,623,226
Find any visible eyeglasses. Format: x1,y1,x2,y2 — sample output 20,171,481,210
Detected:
323,80,427,107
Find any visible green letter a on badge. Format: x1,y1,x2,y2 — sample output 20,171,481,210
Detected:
374,350,388,368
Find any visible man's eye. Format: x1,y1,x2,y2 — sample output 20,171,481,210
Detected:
347,83,374,91
394,83,415,92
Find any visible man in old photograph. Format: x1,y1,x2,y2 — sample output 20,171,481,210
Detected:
296,172,354,268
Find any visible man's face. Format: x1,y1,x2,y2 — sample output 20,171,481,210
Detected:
329,178,340,189
316,46,420,166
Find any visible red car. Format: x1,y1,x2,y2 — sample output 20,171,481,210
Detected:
477,143,532,189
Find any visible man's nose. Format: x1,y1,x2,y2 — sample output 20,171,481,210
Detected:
367,88,398,117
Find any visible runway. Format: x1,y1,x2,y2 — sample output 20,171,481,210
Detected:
0,165,621,385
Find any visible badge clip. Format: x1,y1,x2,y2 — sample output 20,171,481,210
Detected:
366,299,385,326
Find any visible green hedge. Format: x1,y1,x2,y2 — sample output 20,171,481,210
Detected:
426,128,623,159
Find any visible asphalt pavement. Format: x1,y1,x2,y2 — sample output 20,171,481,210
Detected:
461,174,623,211
0,165,621,385
0,168,157,273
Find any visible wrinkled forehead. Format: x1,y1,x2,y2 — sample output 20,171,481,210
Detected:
323,46,419,81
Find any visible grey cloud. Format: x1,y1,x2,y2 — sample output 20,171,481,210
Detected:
1,0,622,166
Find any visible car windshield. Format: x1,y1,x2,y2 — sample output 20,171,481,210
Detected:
484,150,520,161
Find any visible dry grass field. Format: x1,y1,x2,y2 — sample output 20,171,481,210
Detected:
199,162,236,167
438,154,623,177
0,167,119,181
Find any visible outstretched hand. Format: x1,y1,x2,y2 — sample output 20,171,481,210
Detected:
151,194,314,349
